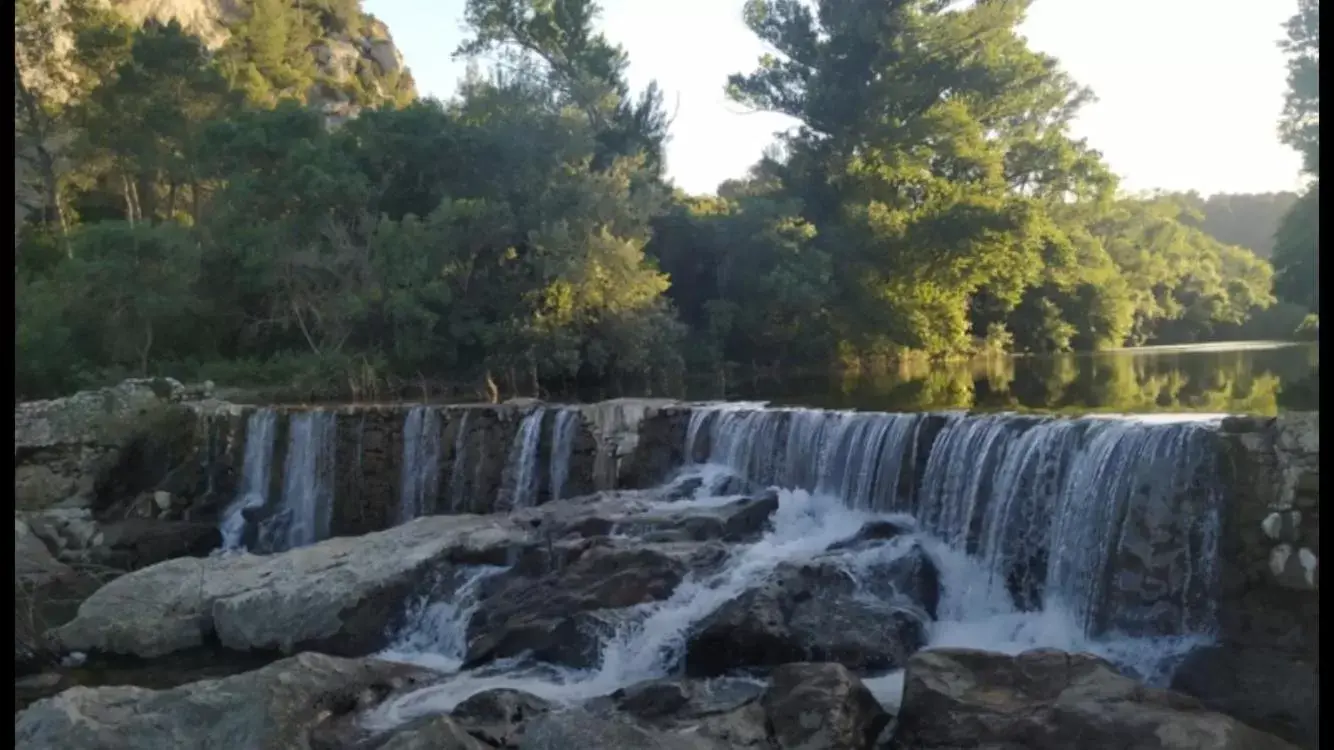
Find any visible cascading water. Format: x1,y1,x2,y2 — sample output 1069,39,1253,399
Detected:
399,406,443,523
548,408,579,503
447,410,471,512
369,403,1228,728
256,410,337,553
218,409,278,552
498,409,544,511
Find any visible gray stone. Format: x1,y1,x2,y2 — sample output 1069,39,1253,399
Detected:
450,688,553,746
893,648,1302,750
762,662,889,750
13,653,438,750
465,540,717,668
51,515,532,659
516,709,724,750
377,716,487,750
686,560,930,676
16,516,101,674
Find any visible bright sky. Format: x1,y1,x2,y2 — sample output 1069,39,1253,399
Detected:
365,0,1306,197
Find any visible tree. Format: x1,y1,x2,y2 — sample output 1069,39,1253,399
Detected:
720,0,1113,359
1272,0,1320,314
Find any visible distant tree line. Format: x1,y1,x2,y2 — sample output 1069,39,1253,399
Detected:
13,0,1315,401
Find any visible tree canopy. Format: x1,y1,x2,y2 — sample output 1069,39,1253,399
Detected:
1270,0,1320,317
13,0,1292,401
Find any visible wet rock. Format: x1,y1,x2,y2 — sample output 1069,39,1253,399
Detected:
685,561,929,676
466,541,715,668
13,653,440,750
451,688,554,746
894,648,1302,750
1170,644,1318,749
826,519,910,552
611,677,771,748
762,662,889,750
613,492,780,543
376,716,488,750
52,514,532,659
849,542,941,620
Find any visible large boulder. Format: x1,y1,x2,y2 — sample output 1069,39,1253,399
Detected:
15,379,199,512
1170,644,1319,749
685,560,930,676
376,716,488,750
515,709,725,750
13,653,439,750
523,489,779,544
609,677,770,748
465,540,724,668
451,689,555,747
893,648,1303,750
762,663,889,750
15,516,101,674
51,514,532,659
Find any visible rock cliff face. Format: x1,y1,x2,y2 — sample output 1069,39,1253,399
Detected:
15,0,415,231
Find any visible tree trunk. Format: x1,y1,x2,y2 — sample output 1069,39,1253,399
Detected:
122,173,138,227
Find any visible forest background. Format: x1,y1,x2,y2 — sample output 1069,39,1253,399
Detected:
14,0,1321,402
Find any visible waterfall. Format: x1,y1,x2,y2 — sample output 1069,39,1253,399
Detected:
218,409,278,552
548,408,580,503
683,405,1225,639
371,403,1228,726
256,410,337,553
499,409,544,511
447,410,471,512
399,406,443,523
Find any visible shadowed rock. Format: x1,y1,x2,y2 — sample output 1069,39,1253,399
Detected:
894,648,1302,750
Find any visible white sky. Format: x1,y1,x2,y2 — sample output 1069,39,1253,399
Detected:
365,0,1306,197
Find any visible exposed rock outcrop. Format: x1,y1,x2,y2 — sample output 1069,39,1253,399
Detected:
14,378,214,511
685,558,931,677
893,648,1301,750
763,662,889,750
51,514,532,659
15,517,101,675
13,652,439,750
465,539,723,669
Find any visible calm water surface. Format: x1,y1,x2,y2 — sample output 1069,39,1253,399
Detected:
694,341,1319,416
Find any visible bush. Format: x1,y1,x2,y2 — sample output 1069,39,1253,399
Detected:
1294,314,1319,341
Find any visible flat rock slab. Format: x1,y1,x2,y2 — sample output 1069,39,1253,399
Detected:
14,653,438,750
51,515,533,659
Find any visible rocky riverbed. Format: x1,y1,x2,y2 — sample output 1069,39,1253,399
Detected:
12,382,1320,749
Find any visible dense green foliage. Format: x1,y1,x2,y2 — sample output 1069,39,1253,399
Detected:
1271,0,1320,319
14,0,1292,401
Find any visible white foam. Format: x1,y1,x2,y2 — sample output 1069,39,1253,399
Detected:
368,481,1215,730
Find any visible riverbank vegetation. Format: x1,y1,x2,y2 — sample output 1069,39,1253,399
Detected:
14,0,1319,401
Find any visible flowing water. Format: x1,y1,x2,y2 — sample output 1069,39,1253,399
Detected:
447,410,472,512
548,408,580,503
367,404,1227,728
498,410,545,511
399,406,443,523
217,409,278,552
256,410,337,553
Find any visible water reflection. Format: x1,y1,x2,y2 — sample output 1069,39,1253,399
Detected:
696,342,1319,415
